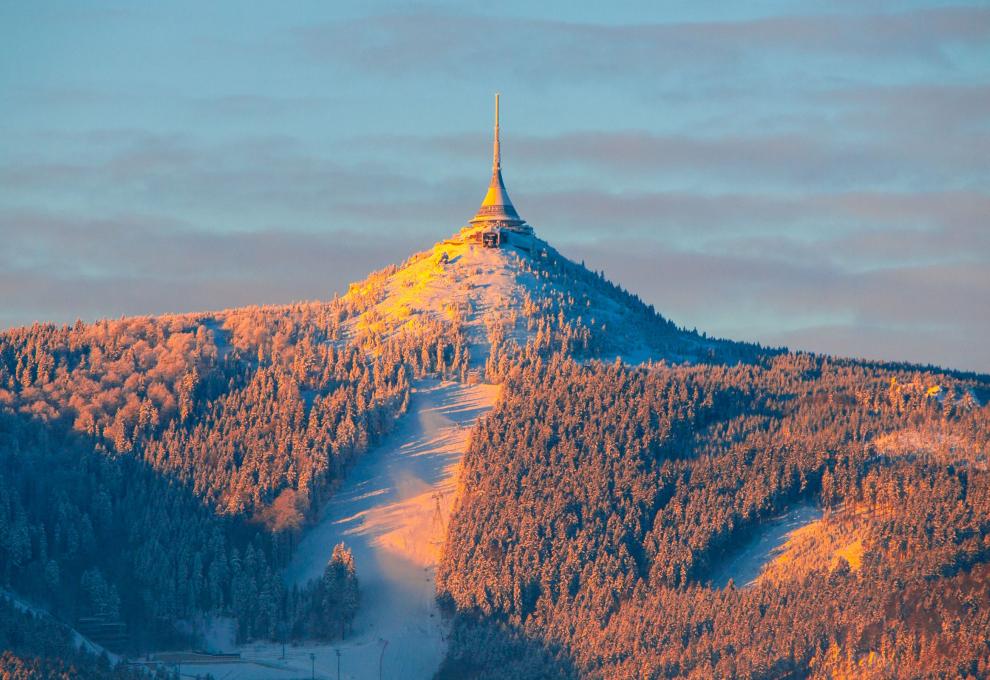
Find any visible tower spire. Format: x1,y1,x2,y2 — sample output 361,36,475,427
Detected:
470,93,532,238
493,92,501,172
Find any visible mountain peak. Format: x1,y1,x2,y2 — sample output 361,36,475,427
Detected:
340,225,725,371
334,94,733,369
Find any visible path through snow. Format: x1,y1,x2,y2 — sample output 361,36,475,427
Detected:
183,379,498,680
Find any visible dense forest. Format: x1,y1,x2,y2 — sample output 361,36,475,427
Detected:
1,243,668,659
0,287,466,654
438,352,990,679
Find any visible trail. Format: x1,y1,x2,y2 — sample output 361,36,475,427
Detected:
186,379,498,679
284,378,498,679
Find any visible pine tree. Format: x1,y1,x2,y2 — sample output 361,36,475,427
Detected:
319,543,360,639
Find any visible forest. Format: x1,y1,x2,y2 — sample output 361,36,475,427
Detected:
438,351,990,679
0,596,167,680
2,243,986,678
0,284,467,662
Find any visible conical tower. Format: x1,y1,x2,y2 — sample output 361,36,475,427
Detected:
470,94,532,235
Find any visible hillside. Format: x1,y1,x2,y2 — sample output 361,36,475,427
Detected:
336,226,731,368
2,225,988,679
437,354,990,679
0,227,731,669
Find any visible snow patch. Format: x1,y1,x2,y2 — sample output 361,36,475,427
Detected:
711,505,823,588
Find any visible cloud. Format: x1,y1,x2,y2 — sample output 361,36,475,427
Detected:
349,78,990,190
295,7,990,82
524,188,990,243
0,209,425,327
560,236,989,373
826,83,990,136
0,130,466,231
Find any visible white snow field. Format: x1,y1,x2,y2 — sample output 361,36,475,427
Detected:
710,504,823,588
338,229,704,368
178,379,498,679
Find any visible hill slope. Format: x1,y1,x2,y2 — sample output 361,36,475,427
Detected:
3,225,986,680
437,353,990,679
0,226,729,663
336,226,722,368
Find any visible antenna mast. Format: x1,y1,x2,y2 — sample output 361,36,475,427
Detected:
493,92,501,172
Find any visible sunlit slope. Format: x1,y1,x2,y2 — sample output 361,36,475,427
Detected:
339,225,744,370
276,380,499,680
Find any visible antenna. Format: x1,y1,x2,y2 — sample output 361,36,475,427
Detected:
493,92,501,172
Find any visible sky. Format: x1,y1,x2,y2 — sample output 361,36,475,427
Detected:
1,1,988,373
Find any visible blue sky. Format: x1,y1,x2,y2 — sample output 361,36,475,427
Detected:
1,1,988,372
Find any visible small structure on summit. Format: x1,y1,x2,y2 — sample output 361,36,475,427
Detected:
468,93,534,250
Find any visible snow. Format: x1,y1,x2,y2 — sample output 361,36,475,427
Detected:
710,504,822,588
344,232,541,365
342,227,700,368
190,379,498,679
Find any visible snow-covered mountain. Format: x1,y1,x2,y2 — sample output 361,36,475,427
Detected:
161,224,747,678
0,96,776,679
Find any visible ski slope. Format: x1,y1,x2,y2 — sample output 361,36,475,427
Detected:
182,379,498,679
284,378,498,678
